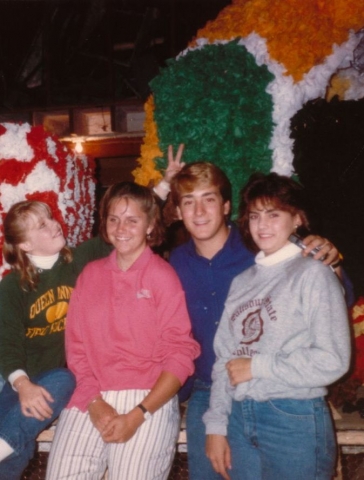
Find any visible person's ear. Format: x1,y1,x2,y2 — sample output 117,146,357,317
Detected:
176,206,183,220
146,220,155,237
293,213,302,228
19,241,32,253
223,200,231,216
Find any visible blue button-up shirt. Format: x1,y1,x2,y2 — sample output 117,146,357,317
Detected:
170,223,254,388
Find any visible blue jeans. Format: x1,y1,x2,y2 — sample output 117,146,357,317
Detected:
0,368,75,480
227,397,337,480
186,379,222,480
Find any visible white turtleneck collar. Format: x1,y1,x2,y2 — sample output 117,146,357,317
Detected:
27,253,60,270
255,242,301,267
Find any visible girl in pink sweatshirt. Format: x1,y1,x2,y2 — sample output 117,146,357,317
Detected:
46,182,200,480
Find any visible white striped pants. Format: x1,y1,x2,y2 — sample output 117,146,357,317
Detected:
46,390,180,480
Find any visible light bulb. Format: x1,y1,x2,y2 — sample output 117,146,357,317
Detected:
75,141,83,153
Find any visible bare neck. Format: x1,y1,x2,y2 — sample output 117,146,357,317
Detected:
193,225,230,260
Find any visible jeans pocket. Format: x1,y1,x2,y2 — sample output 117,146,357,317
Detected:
266,398,336,478
268,398,315,418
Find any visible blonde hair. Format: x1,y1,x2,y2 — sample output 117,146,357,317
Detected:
3,201,72,290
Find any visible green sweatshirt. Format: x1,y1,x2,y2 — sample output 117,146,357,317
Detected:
0,236,112,379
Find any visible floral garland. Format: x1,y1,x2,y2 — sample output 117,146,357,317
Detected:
193,0,364,82
134,0,364,201
0,123,96,279
132,96,163,185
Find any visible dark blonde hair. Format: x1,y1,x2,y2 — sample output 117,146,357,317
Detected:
99,182,164,247
3,201,72,290
170,162,232,208
238,172,310,252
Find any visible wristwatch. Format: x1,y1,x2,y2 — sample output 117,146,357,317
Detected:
137,403,152,421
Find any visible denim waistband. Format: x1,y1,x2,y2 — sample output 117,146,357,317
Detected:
237,395,326,406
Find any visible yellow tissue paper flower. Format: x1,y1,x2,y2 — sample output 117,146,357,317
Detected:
132,95,163,186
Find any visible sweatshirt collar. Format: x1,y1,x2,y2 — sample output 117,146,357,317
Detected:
255,242,301,266
107,246,153,272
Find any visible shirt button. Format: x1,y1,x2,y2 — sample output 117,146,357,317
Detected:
211,292,216,296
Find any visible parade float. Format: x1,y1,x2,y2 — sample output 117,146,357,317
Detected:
0,122,95,278
133,0,364,218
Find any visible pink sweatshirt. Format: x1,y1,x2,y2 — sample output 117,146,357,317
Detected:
66,247,200,411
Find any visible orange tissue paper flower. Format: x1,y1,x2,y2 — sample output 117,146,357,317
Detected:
193,0,364,81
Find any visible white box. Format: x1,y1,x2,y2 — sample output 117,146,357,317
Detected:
73,108,112,135
115,105,145,133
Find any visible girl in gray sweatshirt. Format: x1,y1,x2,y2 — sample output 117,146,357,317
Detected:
203,173,350,480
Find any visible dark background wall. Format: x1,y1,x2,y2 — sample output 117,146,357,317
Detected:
0,0,230,111
291,97,364,299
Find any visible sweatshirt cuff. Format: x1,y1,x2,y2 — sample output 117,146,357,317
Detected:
66,384,101,412
9,370,28,390
153,180,170,201
164,358,197,386
204,422,228,436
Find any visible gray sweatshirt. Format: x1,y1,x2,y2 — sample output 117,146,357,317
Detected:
203,243,351,436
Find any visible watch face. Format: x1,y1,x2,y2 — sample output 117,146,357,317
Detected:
144,411,152,421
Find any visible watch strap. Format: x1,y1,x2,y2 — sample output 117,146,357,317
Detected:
137,403,152,420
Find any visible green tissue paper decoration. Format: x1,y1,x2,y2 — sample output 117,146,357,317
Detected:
150,41,274,217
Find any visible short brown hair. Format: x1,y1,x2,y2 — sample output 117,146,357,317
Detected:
99,182,164,246
170,162,232,208
238,172,310,252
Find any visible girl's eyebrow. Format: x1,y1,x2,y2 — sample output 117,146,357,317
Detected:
249,206,277,213
108,214,141,219
31,216,44,227
248,207,263,213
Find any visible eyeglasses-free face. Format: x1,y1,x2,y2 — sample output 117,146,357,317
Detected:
248,200,301,256
106,197,153,271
